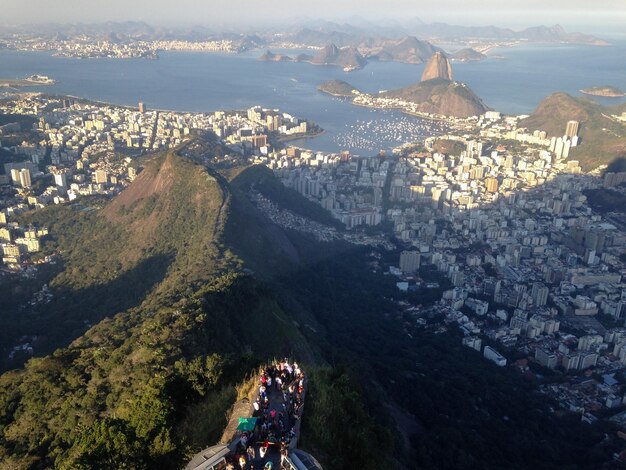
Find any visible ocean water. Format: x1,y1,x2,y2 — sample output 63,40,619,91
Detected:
1,40,625,154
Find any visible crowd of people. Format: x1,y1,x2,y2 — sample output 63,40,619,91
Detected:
225,360,306,470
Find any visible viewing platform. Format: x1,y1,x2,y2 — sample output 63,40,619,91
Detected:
186,360,322,470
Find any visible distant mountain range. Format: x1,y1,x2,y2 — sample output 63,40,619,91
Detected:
0,20,609,47
280,19,609,46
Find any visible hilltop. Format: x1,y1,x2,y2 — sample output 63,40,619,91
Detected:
520,92,626,170
421,51,453,81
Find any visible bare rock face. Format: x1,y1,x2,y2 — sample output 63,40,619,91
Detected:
421,51,452,82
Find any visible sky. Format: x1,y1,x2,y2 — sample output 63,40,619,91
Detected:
3,0,626,34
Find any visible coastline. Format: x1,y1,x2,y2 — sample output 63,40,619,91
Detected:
277,128,325,143
350,97,450,123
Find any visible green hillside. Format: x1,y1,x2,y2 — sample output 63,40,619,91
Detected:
317,80,360,97
520,92,626,170
0,147,329,468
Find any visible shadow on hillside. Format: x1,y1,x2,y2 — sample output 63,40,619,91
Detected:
1,253,172,371
606,156,626,174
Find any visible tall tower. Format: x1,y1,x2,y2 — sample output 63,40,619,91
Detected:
138,101,146,114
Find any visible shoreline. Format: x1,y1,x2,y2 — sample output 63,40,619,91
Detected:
277,129,325,143
350,98,450,123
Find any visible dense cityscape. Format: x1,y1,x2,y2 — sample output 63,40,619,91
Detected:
2,85,626,438
2,2,626,468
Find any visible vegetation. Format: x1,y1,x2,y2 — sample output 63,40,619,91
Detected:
317,80,360,97
300,367,393,469
432,138,466,156
583,187,626,214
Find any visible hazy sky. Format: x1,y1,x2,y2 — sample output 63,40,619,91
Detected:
3,0,626,32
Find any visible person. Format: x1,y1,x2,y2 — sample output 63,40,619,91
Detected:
264,462,272,469
238,454,247,469
259,444,268,459
247,445,255,461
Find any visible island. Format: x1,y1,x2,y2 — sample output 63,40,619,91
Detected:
0,75,56,87
310,44,367,71
318,80,360,97
259,50,293,62
449,48,487,62
580,86,625,98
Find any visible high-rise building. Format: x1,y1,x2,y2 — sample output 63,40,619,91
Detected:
485,177,499,193
531,282,549,307
54,172,68,188
10,168,20,184
94,170,108,185
565,120,579,138
399,251,421,273
138,101,146,113
18,169,31,188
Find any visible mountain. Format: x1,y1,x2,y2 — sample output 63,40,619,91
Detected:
381,78,488,118
519,92,626,170
517,24,609,46
283,22,608,47
0,145,341,468
366,36,440,64
449,47,487,62
421,51,453,81
373,52,489,118
310,43,367,70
